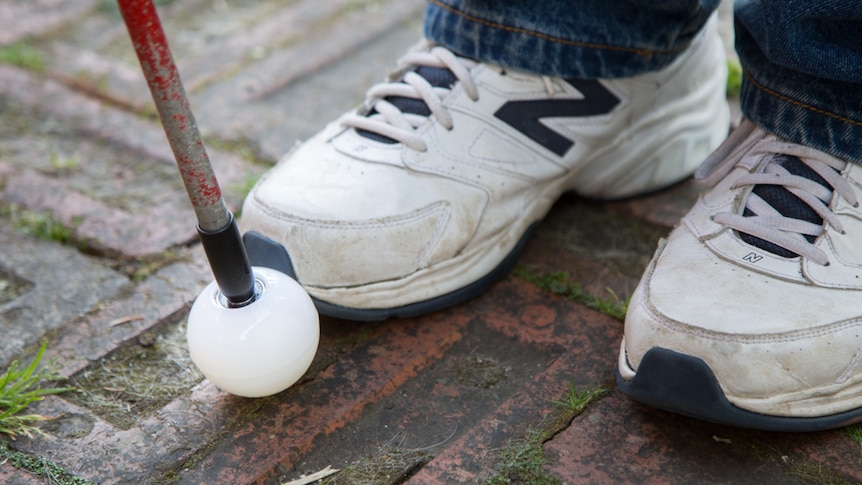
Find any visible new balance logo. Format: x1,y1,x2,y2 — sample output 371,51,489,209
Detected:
493,79,620,156
743,252,763,263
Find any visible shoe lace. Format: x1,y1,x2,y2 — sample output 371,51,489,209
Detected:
340,42,479,152
698,122,857,266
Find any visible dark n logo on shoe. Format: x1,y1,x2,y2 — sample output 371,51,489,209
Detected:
742,252,763,263
494,79,620,156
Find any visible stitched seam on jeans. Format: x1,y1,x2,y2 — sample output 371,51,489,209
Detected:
745,71,862,128
428,0,681,58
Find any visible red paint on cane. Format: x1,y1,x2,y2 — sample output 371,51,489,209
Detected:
118,0,227,220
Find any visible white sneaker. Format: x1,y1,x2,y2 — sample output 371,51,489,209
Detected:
618,119,862,431
241,15,729,320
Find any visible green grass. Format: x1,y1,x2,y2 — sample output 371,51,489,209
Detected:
550,380,608,413
126,248,181,283
227,172,263,217
0,342,73,439
228,173,261,200
0,441,94,484
484,382,609,484
0,42,44,71
484,432,562,485
514,267,629,321
0,441,96,485
50,152,81,172
203,136,269,167
319,448,430,485
5,205,76,245
726,58,743,98
843,424,862,444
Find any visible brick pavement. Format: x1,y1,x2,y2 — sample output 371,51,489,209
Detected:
0,1,860,484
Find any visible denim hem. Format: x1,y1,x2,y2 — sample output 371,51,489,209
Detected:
427,0,679,57
423,0,715,78
741,73,862,165
733,0,862,164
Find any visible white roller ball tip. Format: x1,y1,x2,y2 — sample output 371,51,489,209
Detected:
187,266,319,398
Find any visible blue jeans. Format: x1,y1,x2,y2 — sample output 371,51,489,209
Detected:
424,0,862,164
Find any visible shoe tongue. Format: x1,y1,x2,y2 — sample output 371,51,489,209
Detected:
414,65,458,89
739,154,831,257
356,66,457,144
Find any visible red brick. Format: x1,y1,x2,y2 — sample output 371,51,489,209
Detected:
411,280,622,483
0,66,263,258
176,311,471,484
0,463,44,485
545,392,861,484
0,0,97,45
607,179,700,229
2,168,195,257
45,255,211,377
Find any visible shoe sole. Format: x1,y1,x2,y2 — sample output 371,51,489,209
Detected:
616,346,862,431
243,227,535,321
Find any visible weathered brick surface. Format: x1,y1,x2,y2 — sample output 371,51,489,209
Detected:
0,0,97,46
0,66,263,258
0,464,43,485
545,392,862,484
0,224,129,367
0,2,859,485
44,252,212,377
177,309,472,484
33,0,425,162
410,280,622,484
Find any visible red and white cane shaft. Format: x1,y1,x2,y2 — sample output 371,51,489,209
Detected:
118,0,255,304
117,0,229,232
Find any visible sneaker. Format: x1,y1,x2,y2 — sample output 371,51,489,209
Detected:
240,15,729,321
617,119,862,431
